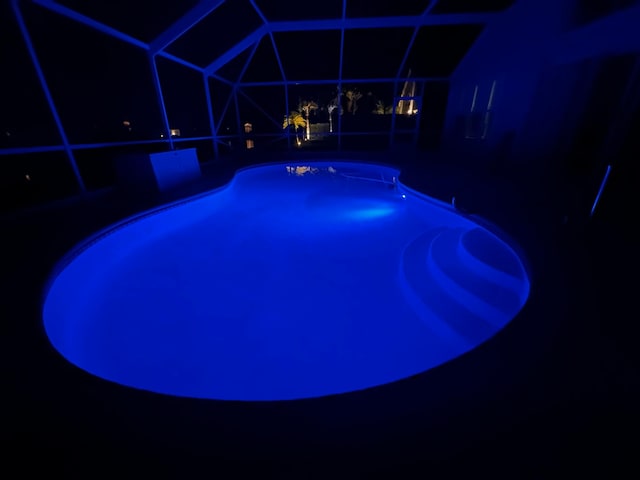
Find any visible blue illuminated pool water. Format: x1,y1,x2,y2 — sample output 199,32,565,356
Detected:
43,162,530,401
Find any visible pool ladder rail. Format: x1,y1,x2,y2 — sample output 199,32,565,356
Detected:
339,171,399,191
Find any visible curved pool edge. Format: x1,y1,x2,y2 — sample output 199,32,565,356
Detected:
40,159,533,405
39,181,235,313
41,160,404,309
397,180,533,286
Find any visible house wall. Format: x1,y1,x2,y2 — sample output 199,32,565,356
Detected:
442,0,640,182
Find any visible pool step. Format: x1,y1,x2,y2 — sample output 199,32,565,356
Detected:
400,227,529,346
399,229,495,347
427,228,526,329
460,227,526,279
457,228,529,305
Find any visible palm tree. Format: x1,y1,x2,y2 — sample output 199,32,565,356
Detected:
299,99,318,140
283,111,306,145
374,100,396,115
327,100,339,132
345,89,363,114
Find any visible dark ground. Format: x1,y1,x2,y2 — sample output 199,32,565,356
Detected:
2,152,638,478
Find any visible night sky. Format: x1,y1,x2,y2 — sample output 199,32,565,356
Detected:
0,0,514,149
11,0,616,210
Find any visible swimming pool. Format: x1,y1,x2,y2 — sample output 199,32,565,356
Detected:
42,161,530,401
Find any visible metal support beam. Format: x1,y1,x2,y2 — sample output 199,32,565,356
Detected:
33,0,148,49
210,73,235,87
590,165,612,217
413,81,426,145
0,145,65,156
204,12,490,77
396,27,420,80
238,77,446,87
236,38,261,85
204,26,268,74
249,0,269,25
150,0,225,54
337,0,347,151
396,1,438,81
149,54,174,149
70,139,174,150
390,90,399,148
268,13,492,32
12,0,86,192
158,52,205,72
236,88,283,131
209,37,256,146
215,87,236,135
203,74,219,159
269,31,289,148
233,89,242,145
33,0,204,73
269,34,286,85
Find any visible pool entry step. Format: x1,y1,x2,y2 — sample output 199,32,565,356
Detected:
399,227,529,347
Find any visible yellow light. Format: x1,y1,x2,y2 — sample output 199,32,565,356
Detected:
293,166,319,176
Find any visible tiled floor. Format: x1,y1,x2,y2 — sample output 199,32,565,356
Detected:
2,154,638,478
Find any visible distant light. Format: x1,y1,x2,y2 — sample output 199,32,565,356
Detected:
170,129,181,137
290,166,318,176
402,194,406,199
160,134,164,138
25,174,31,181
122,120,131,127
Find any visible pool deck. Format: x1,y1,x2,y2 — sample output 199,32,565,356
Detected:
2,153,638,478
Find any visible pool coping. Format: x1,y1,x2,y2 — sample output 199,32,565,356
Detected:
5,155,631,474
40,160,534,405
